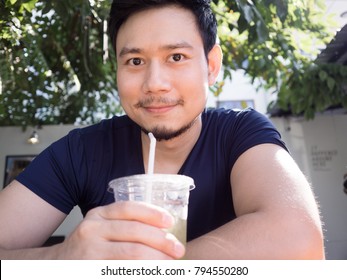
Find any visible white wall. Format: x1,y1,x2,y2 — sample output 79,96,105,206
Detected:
272,111,347,260
207,70,275,114
0,125,84,238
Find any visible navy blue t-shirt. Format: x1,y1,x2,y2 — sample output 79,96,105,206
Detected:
17,108,287,241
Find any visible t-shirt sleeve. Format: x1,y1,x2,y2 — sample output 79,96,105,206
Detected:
16,129,86,214
225,108,288,170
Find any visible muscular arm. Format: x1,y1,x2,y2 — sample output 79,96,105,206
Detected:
0,181,67,259
185,144,325,259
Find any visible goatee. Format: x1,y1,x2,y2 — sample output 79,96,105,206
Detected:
141,118,197,142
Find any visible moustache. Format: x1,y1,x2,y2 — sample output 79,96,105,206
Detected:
135,96,184,108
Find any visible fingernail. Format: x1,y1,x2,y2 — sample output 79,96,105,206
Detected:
174,240,185,258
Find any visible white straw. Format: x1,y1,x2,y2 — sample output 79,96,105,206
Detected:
147,132,156,174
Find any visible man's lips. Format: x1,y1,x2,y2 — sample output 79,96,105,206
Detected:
135,97,184,113
143,104,176,113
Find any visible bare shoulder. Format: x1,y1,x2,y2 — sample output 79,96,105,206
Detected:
0,181,66,249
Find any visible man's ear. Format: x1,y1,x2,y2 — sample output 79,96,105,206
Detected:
207,44,223,86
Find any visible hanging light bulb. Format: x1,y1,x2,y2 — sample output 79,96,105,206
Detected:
27,130,39,144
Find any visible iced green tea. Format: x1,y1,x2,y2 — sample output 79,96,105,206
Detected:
108,174,194,246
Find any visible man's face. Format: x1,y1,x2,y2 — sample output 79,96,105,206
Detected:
116,5,214,141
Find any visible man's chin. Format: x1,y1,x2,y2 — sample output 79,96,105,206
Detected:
142,121,196,142
141,127,181,142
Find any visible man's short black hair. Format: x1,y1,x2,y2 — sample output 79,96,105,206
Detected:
108,0,217,57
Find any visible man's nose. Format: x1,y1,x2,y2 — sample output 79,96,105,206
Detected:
142,61,171,94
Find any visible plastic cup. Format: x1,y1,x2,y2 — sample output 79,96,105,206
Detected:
108,174,195,246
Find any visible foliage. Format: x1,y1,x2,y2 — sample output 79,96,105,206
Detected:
0,0,345,127
0,0,120,127
276,63,347,119
212,0,346,118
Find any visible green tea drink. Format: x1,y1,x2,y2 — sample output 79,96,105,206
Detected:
166,217,187,246
108,174,195,245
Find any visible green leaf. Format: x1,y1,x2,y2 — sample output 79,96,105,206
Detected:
22,0,38,12
256,18,268,43
327,77,335,91
319,70,327,81
242,5,254,23
274,0,288,22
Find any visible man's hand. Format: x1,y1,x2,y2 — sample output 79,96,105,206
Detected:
57,201,186,259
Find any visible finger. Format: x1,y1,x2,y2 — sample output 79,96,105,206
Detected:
93,241,176,260
101,219,185,259
91,201,175,229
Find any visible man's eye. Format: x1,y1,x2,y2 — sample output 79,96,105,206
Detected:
171,54,182,62
129,58,143,66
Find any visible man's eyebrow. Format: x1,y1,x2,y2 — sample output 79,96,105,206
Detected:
162,42,194,50
118,42,194,57
118,47,142,58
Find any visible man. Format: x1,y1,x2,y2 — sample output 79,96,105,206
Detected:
0,0,324,259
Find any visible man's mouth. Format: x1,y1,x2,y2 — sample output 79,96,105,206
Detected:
144,104,176,113
135,97,184,113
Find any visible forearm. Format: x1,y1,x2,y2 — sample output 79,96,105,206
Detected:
0,244,63,260
185,212,325,260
